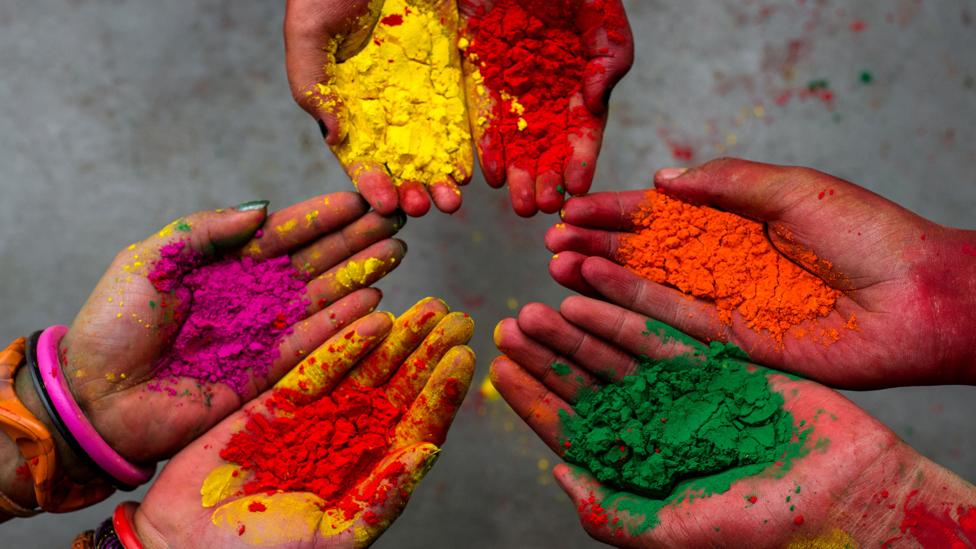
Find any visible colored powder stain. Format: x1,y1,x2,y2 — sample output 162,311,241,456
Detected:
883,490,976,548
247,501,267,513
618,191,842,342
463,0,609,178
333,257,387,289
671,144,695,162
325,0,472,185
860,70,874,84
850,20,866,32
478,375,501,402
175,219,192,232
560,334,810,535
551,362,572,377
785,528,857,548
147,241,307,396
218,382,404,517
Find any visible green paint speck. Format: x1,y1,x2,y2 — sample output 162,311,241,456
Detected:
175,219,192,232
786,495,791,502
790,504,795,511
795,485,801,494
149,300,156,309
860,70,873,84
556,185,565,194
552,363,572,376
581,161,588,167
807,79,830,91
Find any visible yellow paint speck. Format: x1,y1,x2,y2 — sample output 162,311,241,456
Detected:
478,375,500,402
537,458,550,471
506,297,519,310
275,219,298,234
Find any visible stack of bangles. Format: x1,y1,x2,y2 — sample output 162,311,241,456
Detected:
0,326,155,548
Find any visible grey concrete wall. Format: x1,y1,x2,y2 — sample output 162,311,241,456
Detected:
0,0,973,547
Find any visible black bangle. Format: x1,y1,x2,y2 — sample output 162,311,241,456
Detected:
25,331,134,491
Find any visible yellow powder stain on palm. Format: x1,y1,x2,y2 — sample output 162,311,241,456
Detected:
275,219,298,234
785,529,858,548
333,257,388,289
200,463,246,508
326,0,473,185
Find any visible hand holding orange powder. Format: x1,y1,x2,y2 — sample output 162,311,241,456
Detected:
546,158,976,389
130,298,475,547
285,0,474,217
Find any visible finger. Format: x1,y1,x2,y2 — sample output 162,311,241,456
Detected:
560,295,706,364
553,463,633,544
560,190,648,230
493,318,599,403
242,192,369,260
334,443,441,547
306,239,405,308
340,297,449,390
548,252,600,296
290,211,407,279
578,0,634,114
563,94,603,197
516,302,638,382
138,204,267,261
508,165,538,217
385,312,475,408
430,180,463,214
274,311,394,399
478,129,507,188
489,356,573,455
460,51,506,188
398,181,432,217
536,170,565,214
354,165,400,215
544,222,620,258
391,345,476,447
579,256,728,345
272,288,382,380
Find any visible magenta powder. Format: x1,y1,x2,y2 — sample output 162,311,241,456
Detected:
147,241,307,396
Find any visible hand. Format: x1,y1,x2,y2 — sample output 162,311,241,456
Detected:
61,193,407,467
133,298,475,548
546,158,976,388
459,0,634,216
490,298,976,548
285,0,474,217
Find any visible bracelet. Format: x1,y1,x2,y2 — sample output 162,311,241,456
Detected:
113,501,145,549
35,326,155,488
0,337,45,516
73,502,144,549
22,333,115,511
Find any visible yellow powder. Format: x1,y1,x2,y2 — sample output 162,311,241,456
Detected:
326,0,473,186
785,528,859,549
332,257,391,289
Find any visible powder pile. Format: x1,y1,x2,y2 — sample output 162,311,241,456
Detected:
560,321,809,533
617,190,843,342
324,0,472,185
218,383,404,516
148,241,307,396
462,0,597,178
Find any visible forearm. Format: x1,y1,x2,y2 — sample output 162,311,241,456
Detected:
830,442,976,547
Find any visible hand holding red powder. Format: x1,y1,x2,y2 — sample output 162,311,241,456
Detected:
59,192,407,473
131,298,475,548
546,158,976,389
459,0,634,216
490,299,976,548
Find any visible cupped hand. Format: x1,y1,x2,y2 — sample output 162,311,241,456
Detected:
546,158,976,388
285,0,473,217
459,0,634,216
490,297,974,548
133,298,475,548
63,193,407,466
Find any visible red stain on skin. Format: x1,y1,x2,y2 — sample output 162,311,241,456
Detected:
882,490,976,548
962,244,976,257
248,501,267,512
748,495,758,504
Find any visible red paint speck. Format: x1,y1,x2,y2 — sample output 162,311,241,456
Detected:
380,14,404,26
850,20,867,32
671,145,694,162
238,524,246,536
248,501,267,512
793,515,805,525
748,495,758,504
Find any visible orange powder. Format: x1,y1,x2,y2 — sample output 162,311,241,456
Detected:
617,190,841,341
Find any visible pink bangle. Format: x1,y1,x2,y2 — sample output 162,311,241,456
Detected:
37,326,155,487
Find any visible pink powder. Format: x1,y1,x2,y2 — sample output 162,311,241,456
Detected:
147,241,308,396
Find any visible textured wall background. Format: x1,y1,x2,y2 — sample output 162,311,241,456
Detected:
1,1,974,546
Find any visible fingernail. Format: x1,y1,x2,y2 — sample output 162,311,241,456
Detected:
657,168,688,181
317,119,329,140
392,210,407,230
234,200,269,212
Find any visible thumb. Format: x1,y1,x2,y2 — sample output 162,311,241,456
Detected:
346,443,441,547
139,200,269,259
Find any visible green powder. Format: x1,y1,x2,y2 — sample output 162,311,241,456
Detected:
559,321,811,534
552,362,572,376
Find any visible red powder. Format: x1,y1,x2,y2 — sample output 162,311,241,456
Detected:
464,0,601,177
748,495,758,504
247,501,266,513
380,14,403,26
793,515,805,525
578,494,610,531
219,382,404,515
883,490,976,548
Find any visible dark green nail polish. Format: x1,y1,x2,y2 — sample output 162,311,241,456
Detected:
234,200,269,212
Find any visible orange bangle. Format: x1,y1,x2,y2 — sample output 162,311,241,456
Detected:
0,337,114,513
113,501,145,549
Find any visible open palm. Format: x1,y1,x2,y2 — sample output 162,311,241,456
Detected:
546,159,976,388
61,193,406,466
133,298,474,548
490,296,965,547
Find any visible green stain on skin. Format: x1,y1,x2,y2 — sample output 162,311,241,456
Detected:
559,324,812,536
795,485,801,494
552,362,572,376
175,219,192,232
786,496,791,502
581,161,588,167
149,300,156,309
556,185,565,194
